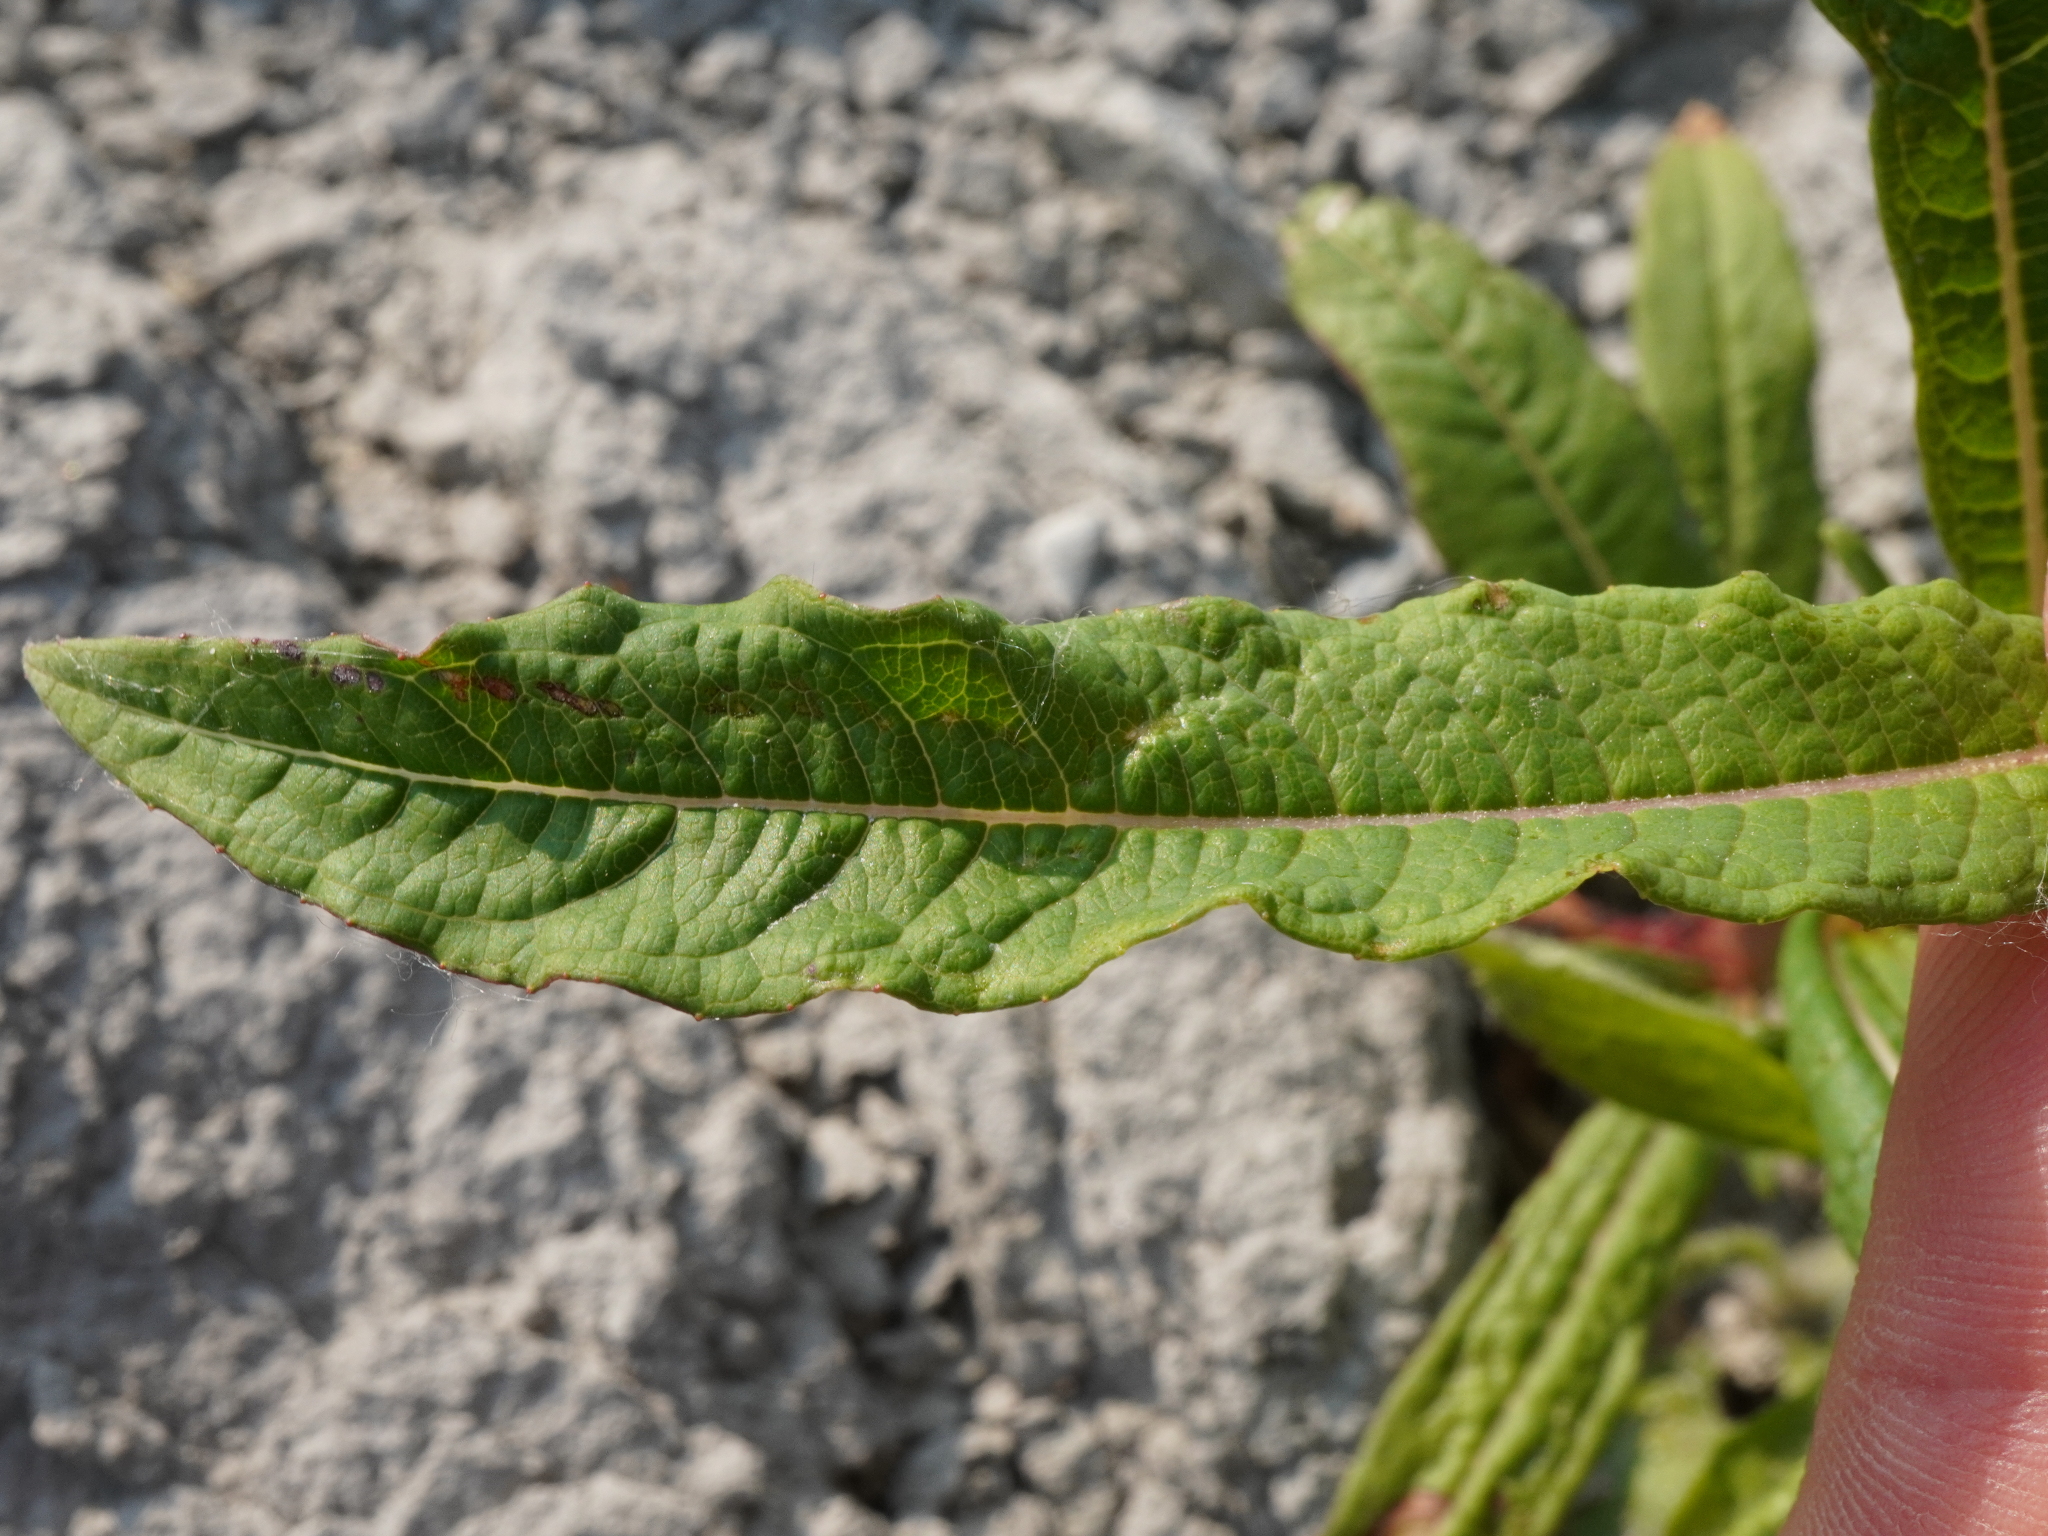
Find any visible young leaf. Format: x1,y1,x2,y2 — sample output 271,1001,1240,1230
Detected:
1812,0,2048,613
1322,1103,1720,1536
1777,914,1913,1257
1462,929,1819,1157
1284,187,1707,595
23,574,2048,1019
1633,104,1826,601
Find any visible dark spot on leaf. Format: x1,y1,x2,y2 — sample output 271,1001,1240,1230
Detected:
436,670,473,703
535,679,620,717
1483,582,1513,613
478,675,517,702
271,639,304,662
365,672,386,693
701,687,757,718
331,663,362,687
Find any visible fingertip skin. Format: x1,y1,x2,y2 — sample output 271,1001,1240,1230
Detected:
1789,918,2048,1535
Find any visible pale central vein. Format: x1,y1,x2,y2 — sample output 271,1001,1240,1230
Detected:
162,717,2048,831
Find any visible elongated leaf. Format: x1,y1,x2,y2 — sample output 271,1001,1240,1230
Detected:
1633,105,1826,600
23,574,2048,1019
1462,929,1819,1157
1778,914,1913,1256
1665,1383,1817,1536
1284,187,1707,594
1813,0,2048,613
1323,1103,1720,1536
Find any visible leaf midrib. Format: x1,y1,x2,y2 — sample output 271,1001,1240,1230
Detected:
1971,0,2047,614
98,701,2048,832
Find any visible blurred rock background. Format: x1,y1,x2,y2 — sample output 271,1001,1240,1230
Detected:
0,0,1918,1532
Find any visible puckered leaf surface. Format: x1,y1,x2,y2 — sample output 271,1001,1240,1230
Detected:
24,574,2048,1017
1814,0,2048,613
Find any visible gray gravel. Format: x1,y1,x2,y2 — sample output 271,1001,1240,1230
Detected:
0,0,1913,1532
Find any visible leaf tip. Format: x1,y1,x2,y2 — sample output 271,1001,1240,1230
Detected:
1672,100,1729,143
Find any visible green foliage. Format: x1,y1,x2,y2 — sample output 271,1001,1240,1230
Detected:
1633,105,1826,600
1779,916,1914,1258
1283,188,1707,594
27,576,2048,1018
1662,1383,1818,1536
23,20,2048,1532
1462,929,1818,1156
1812,0,2048,613
1818,522,1894,597
1323,1104,1720,1536
1570,1318,1831,1536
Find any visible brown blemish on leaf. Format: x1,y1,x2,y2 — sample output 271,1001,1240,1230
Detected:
477,675,517,702
1373,1489,1451,1536
331,663,362,687
1483,582,1513,613
271,639,304,662
535,679,623,717
365,672,386,694
701,687,758,718
436,670,473,703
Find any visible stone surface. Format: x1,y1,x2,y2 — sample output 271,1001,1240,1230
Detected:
0,0,1915,1532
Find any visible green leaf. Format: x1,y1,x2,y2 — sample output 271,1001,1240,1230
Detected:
1633,105,1826,601
1322,1103,1721,1536
1812,0,2048,613
23,574,2048,1019
1462,929,1820,1157
1819,522,1895,597
1664,1383,1818,1536
1284,187,1707,594
1778,914,1913,1257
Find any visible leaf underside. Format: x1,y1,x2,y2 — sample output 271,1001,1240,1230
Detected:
1284,187,1707,595
24,574,2048,1018
1814,0,2048,613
